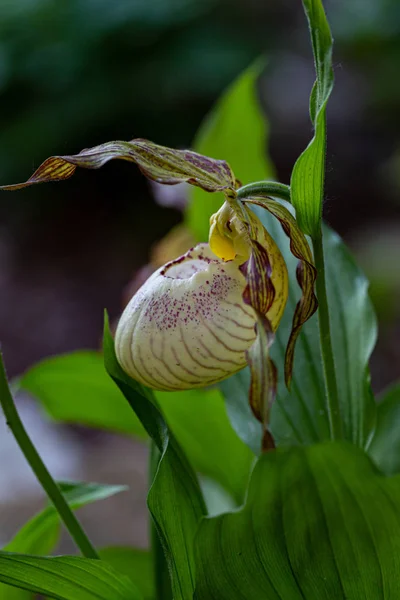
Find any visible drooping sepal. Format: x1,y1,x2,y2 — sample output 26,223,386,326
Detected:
245,314,277,452
240,240,275,316
0,139,239,194
240,238,277,451
243,197,318,386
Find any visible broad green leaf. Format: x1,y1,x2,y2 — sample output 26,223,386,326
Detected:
100,547,154,600
20,351,252,503
18,351,145,438
369,383,400,475
0,554,142,600
0,482,126,600
186,59,275,242
103,315,206,600
221,216,377,450
194,441,400,599
290,0,334,237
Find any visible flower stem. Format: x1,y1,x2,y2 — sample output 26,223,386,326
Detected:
312,232,343,439
237,181,291,203
0,353,99,559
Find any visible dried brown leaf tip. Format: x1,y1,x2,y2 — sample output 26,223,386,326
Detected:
0,139,237,194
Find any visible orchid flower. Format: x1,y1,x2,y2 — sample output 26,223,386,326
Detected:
115,202,288,392
0,138,318,446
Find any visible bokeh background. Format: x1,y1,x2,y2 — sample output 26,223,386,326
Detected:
0,0,399,550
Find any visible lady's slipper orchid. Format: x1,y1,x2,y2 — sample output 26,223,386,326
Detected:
114,205,288,391
0,137,318,446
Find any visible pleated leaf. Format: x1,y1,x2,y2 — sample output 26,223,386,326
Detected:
194,441,400,600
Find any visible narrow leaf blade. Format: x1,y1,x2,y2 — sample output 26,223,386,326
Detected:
290,0,334,237
4,482,126,555
0,482,126,600
103,315,206,600
0,554,142,600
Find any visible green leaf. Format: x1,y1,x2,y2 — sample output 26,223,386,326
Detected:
0,554,142,600
0,482,126,600
186,59,275,242
18,351,146,438
20,351,253,504
369,383,400,475
199,477,236,518
99,547,154,600
194,441,400,599
290,0,334,237
221,217,377,450
157,388,254,504
4,482,127,555
103,314,206,600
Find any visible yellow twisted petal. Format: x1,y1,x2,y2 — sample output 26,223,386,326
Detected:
209,202,288,329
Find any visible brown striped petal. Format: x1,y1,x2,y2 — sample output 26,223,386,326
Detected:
0,139,237,194
242,197,318,386
240,235,278,451
245,314,277,452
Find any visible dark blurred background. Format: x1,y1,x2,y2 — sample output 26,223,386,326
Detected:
0,0,399,548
